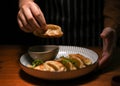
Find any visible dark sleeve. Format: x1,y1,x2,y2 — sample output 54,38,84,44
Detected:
104,0,120,32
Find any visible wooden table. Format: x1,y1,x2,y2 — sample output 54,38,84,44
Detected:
0,45,120,86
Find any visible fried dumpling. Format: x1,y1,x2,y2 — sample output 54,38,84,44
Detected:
33,54,92,72
34,64,49,71
33,24,63,38
43,24,63,38
57,56,77,71
74,54,92,66
44,60,67,72
34,62,56,72
69,54,86,68
43,62,56,72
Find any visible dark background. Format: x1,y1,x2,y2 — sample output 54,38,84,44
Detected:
0,0,39,45
0,0,119,46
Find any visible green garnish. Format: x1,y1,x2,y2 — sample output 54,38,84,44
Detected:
60,56,77,66
59,56,70,64
61,59,69,64
32,59,44,67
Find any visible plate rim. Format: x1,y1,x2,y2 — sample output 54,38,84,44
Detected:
19,45,99,80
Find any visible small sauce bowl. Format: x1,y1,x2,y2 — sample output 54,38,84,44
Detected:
28,45,59,61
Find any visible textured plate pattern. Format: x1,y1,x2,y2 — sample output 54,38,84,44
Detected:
56,45,98,63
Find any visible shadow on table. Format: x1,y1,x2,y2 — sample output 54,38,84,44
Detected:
19,69,101,86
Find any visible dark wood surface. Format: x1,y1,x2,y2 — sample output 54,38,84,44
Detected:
0,45,120,86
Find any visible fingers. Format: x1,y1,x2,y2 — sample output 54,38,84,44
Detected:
98,52,111,69
99,27,116,68
17,1,46,33
17,11,34,33
30,3,46,29
100,27,116,51
23,7,40,30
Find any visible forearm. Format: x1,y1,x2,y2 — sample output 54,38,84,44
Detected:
19,0,34,8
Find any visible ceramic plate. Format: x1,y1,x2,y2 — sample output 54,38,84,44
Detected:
19,45,98,80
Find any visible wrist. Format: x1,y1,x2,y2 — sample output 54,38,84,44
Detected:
19,0,34,8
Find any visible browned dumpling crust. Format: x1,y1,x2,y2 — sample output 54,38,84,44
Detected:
72,54,92,66
32,54,92,72
33,24,63,38
56,57,77,71
69,54,86,68
34,60,67,72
